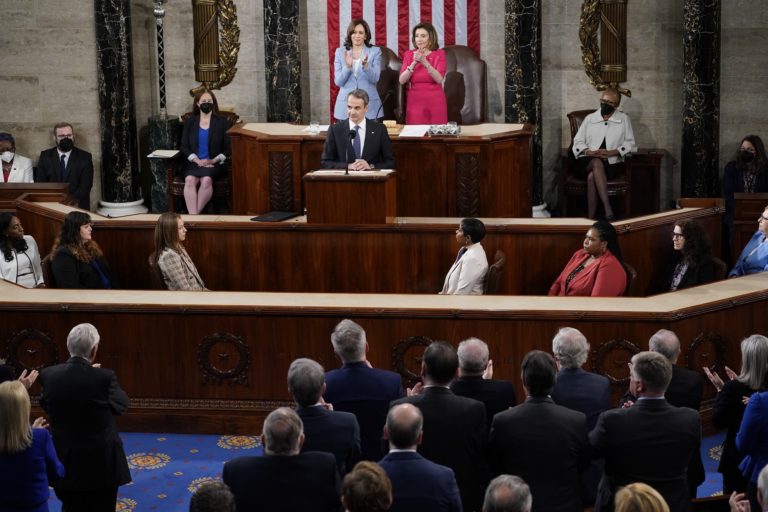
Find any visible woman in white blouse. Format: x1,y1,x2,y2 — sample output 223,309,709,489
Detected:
0,213,44,288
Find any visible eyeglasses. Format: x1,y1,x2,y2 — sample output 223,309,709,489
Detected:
759,215,768,222
672,233,684,239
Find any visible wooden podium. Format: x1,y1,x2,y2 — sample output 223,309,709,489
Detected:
303,170,397,224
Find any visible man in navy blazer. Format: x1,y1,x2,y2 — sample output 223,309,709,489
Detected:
288,357,361,477
321,89,395,170
36,122,94,210
378,403,462,512
392,341,489,512
223,407,340,512
324,319,404,461
450,337,517,427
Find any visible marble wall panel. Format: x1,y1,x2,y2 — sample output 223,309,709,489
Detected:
264,0,302,122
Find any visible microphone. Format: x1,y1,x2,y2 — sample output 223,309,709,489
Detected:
346,129,356,175
374,89,393,121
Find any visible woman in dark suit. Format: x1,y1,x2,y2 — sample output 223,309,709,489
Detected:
50,211,115,288
660,220,716,292
0,380,65,512
180,89,232,214
705,335,768,495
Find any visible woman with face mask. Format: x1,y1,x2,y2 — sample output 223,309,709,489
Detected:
722,135,768,258
0,132,33,183
180,89,232,214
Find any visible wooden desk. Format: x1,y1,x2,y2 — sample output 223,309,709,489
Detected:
0,275,763,433
0,183,70,211
303,170,397,224
17,200,722,296
229,123,534,218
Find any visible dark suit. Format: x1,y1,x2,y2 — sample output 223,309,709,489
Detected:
297,405,361,477
489,397,590,512
39,356,131,511
321,119,396,169
551,368,612,506
659,256,716,292
223,451,340,512
0,364,14,383
589,398,701,512
378,451,462,512
180,114,232,178
36,147,93,210
51,247,115,289
393,387,489,512
324,362,403,461
450,376,518,428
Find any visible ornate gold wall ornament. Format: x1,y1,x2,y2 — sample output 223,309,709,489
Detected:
579,0,631,97
190,0,241,96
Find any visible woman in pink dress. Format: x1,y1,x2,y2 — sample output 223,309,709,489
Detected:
399,22,447,125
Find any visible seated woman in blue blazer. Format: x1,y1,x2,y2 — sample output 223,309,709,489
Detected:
333,19,382,122
730,205,768,277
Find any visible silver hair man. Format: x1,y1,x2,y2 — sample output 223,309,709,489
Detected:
287,358,325,408
331,319,367,363
648,329,681,363
262,407,304,456
457,337,489,376
66,323,100,360
483,475,532,512
551,327,590,369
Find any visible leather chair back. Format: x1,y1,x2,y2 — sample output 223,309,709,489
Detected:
444,45,486,125
376,46,403,122
711,257,727,281
148,254,167,290
622,261,637,297
484,250,506,294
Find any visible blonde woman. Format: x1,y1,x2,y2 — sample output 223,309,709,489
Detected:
151,212,207,290
0,380,64,512
615,483,670,512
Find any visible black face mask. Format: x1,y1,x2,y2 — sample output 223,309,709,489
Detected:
740,150,756,164
600,102,615,117
58,138,74,152
199,103,214,114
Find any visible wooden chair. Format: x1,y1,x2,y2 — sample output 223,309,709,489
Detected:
166,110,241,213
41,254,55,288
148,254,167,290
484,250,506,295
396,45,487,125
559,109,631,218
711,256,728,281
622,261,637,297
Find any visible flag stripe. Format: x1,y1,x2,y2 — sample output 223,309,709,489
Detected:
444,0,455,46
351,0,363,21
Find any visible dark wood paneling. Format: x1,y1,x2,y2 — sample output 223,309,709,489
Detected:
0,184,70,212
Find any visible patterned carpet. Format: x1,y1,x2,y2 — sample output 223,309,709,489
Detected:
44,430,725,511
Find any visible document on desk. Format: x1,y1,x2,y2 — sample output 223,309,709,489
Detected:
147,149,179,158
398,125,430,137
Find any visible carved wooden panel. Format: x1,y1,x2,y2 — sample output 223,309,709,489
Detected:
455,153,480,217
268,151,294,211
197,332,250,386
685,331,727,401
591,338,641,387
4,328,59,375
391,336,433,389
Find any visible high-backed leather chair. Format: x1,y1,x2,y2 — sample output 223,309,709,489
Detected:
483,250,506,295
396,45,487,125
559,109,631,218
166,110,241,213
376,46,403,121
622,261,637,297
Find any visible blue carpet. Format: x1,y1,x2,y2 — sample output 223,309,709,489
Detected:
47,433,263,512
44,430,724,510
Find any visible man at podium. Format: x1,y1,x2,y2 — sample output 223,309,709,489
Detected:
321,89,395,171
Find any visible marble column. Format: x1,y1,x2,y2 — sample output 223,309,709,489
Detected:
264,0,302,122
94,0,146,215
148,116,181,213
505,0,542,211
681,0,721,197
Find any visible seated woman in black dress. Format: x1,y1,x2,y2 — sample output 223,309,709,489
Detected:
50,211,115,289
180,89,232,214
660,220,716,292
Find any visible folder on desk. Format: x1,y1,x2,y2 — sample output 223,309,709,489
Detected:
251,211,300,222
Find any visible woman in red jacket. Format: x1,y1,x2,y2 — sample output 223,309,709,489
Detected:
549,220,627,296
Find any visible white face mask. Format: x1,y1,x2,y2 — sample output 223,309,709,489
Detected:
0,151,14,163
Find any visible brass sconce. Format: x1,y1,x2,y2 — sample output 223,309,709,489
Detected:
190,0,241,96
579,0,631,97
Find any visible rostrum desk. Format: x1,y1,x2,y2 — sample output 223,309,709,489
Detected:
229,123,534,218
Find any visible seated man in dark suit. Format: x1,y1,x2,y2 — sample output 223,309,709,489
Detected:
223,407,340,512
288,357,361,476
450,337,518,428
550,327,612,508
619,328,705,497
590,351,701,512
489,350,590,512
392,341,489,512
324,319,404,461
36,122,94,210
321,89,396,171
483,475,532,512
378,403,462,512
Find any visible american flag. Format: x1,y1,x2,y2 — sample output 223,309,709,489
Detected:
326,0,481,116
